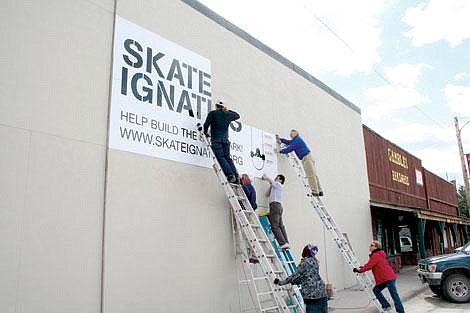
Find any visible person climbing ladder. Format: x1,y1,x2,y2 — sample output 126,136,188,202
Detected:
203,100,240,183
277,129,323,196
262,173,290,250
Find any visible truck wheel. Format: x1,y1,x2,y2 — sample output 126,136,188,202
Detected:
429,285,442,297
442,274,470,303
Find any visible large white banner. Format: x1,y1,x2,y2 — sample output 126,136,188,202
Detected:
109,16,278,178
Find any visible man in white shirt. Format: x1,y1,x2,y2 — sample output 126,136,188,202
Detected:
262,174,289,250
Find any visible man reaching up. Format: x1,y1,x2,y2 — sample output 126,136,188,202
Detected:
203,101,240,183
278,129,323,197
262,174,290,250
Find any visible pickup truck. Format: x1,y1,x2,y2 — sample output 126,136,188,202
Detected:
418,241,470,303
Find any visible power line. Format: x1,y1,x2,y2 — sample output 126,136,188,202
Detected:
296,0,449,130
413,105,448,129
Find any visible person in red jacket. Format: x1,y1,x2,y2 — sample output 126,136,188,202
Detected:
353,241,405,313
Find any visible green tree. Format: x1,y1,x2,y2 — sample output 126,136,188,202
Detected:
458,185,469,217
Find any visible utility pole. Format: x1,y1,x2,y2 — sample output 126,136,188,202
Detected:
454,116,470,213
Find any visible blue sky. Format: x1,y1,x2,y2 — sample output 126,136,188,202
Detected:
200,0,470,184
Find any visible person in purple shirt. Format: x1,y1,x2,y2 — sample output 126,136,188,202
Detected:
240,174,259,263
278,129,323,197
241,174,257,210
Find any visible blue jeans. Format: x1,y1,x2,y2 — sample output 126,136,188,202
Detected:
305,297,328,313
373,280,405,313
211,139,237,177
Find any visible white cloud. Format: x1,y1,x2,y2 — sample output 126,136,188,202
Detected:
454,72,469,82
403,0,470,47
383,63,432,87
364,86,429,120
199,0,387,76
444,84,470,116
363,63,431,121
414,146,461,178
383,124,453,145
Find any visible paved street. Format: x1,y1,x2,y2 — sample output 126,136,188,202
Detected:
404,289,469,312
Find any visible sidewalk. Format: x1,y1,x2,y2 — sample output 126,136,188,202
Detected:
328,266,427,312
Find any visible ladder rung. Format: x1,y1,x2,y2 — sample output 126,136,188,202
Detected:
257,291,274,297
243,210,256,214
250,237,268,243
261,306,279,312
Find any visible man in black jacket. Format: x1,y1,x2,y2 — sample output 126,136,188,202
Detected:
203,101,240,183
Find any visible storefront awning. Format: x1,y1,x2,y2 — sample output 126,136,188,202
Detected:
370,201,419,213
417,210,470,225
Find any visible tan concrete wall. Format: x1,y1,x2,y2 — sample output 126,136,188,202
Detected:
0,0,114,312
0,1,372,313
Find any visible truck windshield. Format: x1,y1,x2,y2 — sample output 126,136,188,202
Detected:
462,242,470,253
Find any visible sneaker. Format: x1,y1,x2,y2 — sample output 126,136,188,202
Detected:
280,243,290,250
383,307,392,312
227,175,237,183
311,192,320,197
319,191,324,197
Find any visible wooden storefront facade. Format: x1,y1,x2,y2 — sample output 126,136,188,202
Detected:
363,126,470,269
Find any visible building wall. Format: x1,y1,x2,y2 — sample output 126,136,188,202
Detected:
104,2,373,312
1,1,373,313
423,169,459,216
0,1,113,313
363,126,427,209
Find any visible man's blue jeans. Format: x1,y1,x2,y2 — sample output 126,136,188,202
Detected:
211,139,237,177
373,280,405,313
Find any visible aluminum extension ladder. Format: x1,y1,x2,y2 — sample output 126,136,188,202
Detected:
197,124,304,313
279,144,386,313
233,213,298,313
259,215,304,308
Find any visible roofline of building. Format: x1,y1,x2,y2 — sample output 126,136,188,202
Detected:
363,124,420,160
181,0,361,114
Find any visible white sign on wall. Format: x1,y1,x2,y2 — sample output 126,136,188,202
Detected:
109,16,278,178
416,169,423,186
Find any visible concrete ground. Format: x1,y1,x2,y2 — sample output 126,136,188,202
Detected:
404,289,469,312
327,265,429,312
